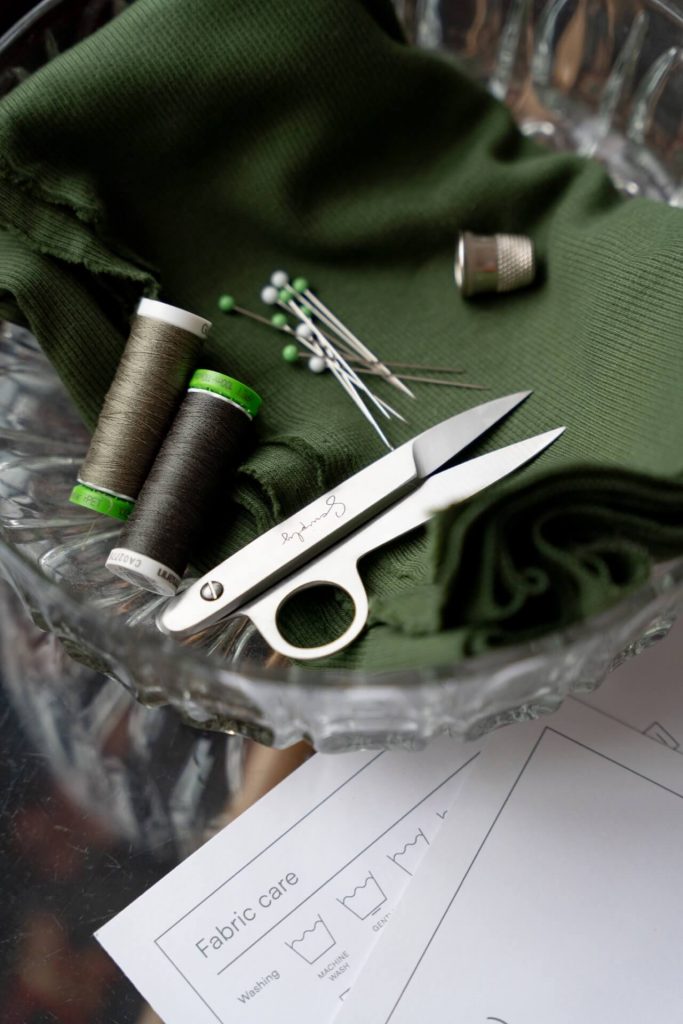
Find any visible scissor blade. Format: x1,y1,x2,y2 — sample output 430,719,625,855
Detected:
411,390,531,477
157,394,532,640
418,427,565,516
345,428,565,558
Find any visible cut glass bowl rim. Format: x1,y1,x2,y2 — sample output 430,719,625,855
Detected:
2,511,682,690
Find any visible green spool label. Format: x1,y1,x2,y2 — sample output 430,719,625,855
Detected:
189,369,262,418
70,483,134,521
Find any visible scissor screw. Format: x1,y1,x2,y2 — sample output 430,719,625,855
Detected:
200,581,224,601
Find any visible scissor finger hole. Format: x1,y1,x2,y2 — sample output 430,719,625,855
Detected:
276,584,355,649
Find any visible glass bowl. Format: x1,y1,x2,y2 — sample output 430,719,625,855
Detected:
0,0,681,751
402,0,682,205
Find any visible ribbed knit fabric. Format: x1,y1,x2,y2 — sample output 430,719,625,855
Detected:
0,0,681,669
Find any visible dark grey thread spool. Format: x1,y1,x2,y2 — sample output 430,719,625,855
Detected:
106,369,262,596
70,298,210,521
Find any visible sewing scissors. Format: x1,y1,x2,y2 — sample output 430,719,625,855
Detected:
158,392,564,659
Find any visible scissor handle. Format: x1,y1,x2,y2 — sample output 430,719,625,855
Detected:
239,551,369,662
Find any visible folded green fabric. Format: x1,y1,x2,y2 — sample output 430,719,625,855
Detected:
0,0,681,669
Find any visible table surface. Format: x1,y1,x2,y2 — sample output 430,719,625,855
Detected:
1,582,682,1024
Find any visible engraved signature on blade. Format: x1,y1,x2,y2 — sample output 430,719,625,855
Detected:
281,495,347,544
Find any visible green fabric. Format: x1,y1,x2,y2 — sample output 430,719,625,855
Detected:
0,0,681,670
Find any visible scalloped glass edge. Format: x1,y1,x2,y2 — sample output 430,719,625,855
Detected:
2,515,683,750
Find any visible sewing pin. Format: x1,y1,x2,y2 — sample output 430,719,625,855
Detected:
293,324,466,376
221,292,400,423
264,284,404,425
302,344,467,375
221,294,468,383
227,292,462,380
284,348,486,389
292,327,403,421
355,371,485,389
270,272,415,399
262,285,397,447
286,273,415,398
218,294,286,332
280,288,406,423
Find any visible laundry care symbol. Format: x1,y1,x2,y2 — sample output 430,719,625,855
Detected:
336,871,387,920
386,827,430,876
285,915,336,965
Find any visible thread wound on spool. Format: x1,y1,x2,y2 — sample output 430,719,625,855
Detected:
106,370,261,596
72,299,210,518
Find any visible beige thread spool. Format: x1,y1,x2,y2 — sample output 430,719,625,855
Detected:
70,298,211,521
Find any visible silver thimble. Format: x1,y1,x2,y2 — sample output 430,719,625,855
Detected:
455,231,536,298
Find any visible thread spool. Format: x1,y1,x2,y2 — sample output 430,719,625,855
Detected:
106,369,261,595
70,298,210,520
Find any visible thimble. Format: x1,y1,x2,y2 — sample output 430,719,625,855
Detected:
455,231,536,298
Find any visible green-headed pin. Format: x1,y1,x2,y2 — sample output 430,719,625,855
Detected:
281,343,300,364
